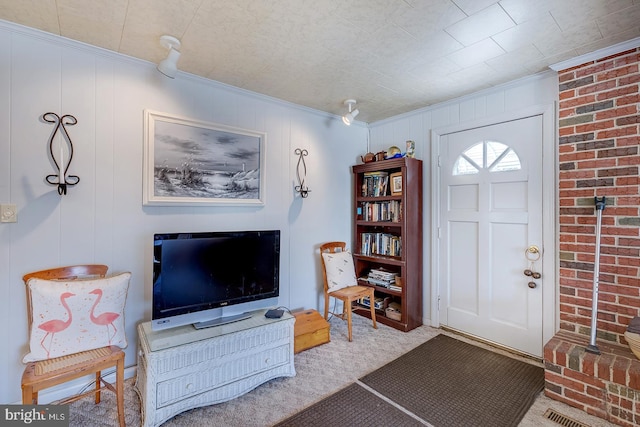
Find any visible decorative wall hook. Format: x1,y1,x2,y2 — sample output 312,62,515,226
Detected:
294,148,310,198
43,112,80,195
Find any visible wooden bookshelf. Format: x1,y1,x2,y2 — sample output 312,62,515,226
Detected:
352,157,423,332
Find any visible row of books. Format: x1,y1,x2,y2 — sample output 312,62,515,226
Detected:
360,232,402,257
360,200,402,222
361,171,388,197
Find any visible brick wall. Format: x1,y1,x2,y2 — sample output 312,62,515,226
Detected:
546,47,640,426
557,47,639,344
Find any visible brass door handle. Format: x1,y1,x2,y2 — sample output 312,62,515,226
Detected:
524,245,542,283
525,245,541,260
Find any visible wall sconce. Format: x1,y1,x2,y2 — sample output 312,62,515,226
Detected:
342,99,359,125
157,35,182,78
294,148,310,198
44,112,80,195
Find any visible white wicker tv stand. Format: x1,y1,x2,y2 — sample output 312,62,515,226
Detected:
135,310,296,427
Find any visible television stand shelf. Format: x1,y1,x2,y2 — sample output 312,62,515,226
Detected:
135,310,296,427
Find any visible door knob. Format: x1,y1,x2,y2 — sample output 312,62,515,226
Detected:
524,245,542,279
526,245,541,257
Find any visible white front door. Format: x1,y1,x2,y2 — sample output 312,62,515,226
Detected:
438,116,544,357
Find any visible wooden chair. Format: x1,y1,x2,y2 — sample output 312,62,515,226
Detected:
320,242,377,341
21,265,125,427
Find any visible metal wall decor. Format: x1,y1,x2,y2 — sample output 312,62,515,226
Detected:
44,112,80,195
294,148,310,198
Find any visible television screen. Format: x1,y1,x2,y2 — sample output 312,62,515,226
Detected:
152,230,280,330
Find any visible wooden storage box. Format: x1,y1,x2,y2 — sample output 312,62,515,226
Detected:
293,310,330,353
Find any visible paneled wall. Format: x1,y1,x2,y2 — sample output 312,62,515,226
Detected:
0,22,367,404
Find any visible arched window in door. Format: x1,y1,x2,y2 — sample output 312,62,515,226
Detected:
452,141,521,175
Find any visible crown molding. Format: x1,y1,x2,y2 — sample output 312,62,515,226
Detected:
549,37,640,71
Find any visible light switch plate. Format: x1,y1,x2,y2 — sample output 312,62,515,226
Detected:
0,204,17,223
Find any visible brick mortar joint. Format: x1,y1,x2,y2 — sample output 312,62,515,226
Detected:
546,337,640,390
546,380,636,425
608,382,640,400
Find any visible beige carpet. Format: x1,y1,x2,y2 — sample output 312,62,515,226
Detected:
68,315,617,427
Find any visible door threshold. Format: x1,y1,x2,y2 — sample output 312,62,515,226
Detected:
440,326,543,366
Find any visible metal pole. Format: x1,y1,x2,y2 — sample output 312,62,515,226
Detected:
586,196,606,354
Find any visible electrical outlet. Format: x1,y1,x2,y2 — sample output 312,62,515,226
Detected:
0,204,17,223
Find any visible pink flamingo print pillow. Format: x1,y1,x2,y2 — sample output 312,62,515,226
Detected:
23,272,131,362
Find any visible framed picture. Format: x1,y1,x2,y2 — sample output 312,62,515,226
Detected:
390,172,402,195
143,110,266,206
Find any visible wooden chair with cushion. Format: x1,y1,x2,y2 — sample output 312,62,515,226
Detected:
320,242,377,341
21,264,129,427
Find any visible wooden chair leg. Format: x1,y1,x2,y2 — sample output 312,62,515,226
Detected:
369,291,378,329
22,385,35,405
324,293,330,320
346,300,353,342
116,356,125,427
95,371,101,404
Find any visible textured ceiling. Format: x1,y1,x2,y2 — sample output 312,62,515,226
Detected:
1,0,640,123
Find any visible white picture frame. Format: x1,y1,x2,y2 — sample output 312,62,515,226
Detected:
143,110,266,206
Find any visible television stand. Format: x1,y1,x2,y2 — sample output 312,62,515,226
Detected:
135,309,295,427
193,312,251,329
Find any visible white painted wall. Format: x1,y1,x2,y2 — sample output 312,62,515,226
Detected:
0,22,367,404
368,72,559,327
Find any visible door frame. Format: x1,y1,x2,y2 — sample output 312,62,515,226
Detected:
430,103,557,352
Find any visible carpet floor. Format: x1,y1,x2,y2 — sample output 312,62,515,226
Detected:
66,315,617,427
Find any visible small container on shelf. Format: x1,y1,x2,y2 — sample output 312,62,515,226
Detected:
385,301,401,321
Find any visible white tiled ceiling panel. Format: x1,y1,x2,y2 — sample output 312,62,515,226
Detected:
0,0,639,122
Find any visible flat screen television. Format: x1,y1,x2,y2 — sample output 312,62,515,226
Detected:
151,230,280,331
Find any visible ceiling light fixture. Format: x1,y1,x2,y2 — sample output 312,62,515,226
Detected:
157,35,182,78
342,99,359,125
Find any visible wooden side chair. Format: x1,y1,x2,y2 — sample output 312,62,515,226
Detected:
320,242,377,341
21,265,128,427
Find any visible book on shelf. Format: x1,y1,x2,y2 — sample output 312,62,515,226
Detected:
358,295,385,310
361,171,389,197
369,271,396,280
366,268,398,288
367,277,391,287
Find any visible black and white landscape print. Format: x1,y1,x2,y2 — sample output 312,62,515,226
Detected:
147,114,264,205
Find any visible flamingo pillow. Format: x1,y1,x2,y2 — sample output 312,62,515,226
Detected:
23,272,131,362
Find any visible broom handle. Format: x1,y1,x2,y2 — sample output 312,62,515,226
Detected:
588,197,606,349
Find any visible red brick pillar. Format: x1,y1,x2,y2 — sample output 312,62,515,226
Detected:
547,47,640,426
557,47,640,345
